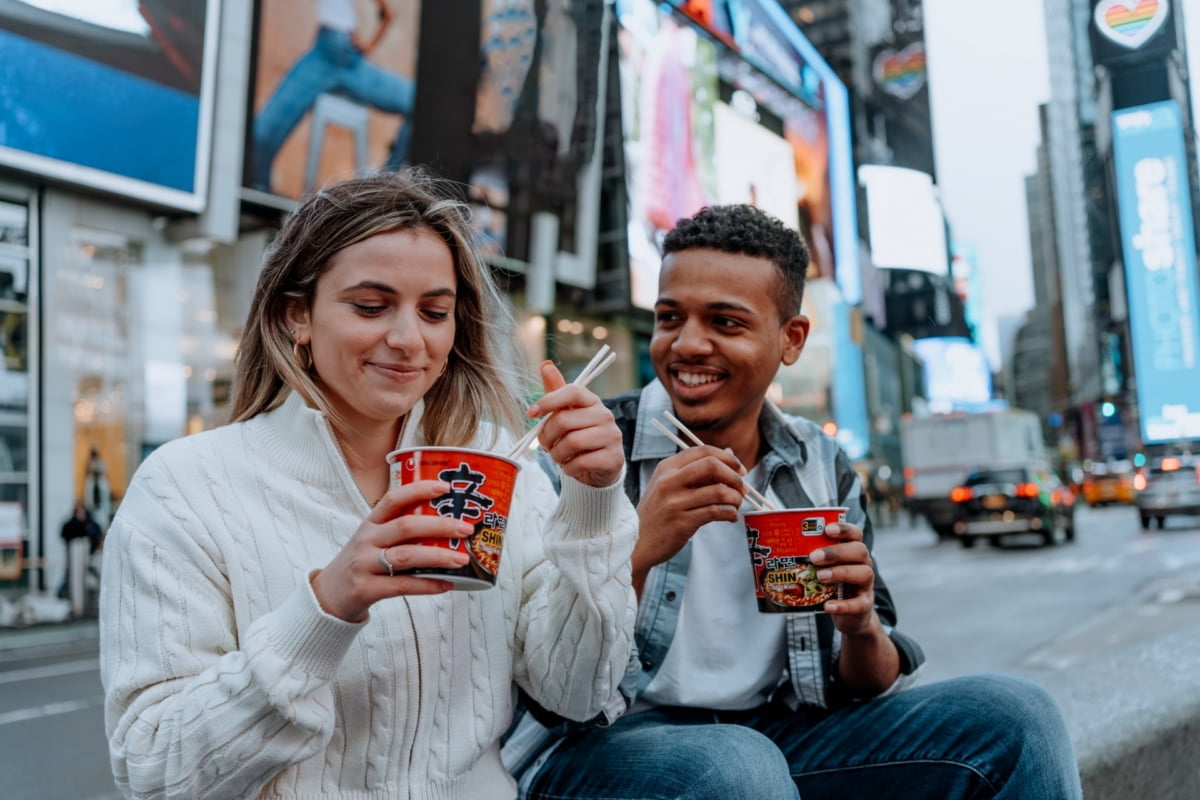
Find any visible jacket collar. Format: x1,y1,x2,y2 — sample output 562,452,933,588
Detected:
631,379,807,471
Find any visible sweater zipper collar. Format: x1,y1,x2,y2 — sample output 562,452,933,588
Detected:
324,414,409,507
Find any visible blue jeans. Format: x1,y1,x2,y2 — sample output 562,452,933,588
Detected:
250,27,415,190
523,675,1083,800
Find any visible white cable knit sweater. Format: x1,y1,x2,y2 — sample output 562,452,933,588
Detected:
99,392,637,800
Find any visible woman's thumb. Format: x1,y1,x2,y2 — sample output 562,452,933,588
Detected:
540,360,567,392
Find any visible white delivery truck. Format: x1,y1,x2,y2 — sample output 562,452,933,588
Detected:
899,409,1047,539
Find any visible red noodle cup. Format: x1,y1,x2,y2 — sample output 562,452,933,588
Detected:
387,447,520,591
744,507,847,613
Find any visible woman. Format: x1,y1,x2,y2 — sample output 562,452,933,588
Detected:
99,168,638,799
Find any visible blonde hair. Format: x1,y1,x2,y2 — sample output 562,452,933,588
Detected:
230,168,528,447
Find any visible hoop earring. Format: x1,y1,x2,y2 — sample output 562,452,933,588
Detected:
293,340,313,371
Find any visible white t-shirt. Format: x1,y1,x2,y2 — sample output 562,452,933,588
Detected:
640,467,788,710
316,0,358,32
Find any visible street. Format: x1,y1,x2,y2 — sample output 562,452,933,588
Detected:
0,646,115,799
1,502,1198,798
874,501,1200,687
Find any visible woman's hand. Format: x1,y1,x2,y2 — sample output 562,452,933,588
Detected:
310,480,473,622
525,361,624,488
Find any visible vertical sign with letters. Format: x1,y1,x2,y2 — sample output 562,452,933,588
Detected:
1111,100,1200,442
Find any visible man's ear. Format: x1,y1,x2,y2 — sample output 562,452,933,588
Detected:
780,314,809,366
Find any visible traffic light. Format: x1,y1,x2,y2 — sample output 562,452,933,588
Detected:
1101,401,1116,418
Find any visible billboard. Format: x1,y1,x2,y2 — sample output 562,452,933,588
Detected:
1111,100,1200,443
247,0,420,200
858,165,949,275
0,0,219,211
911,336,994,414
616,0,850,309
1090,0,1177,66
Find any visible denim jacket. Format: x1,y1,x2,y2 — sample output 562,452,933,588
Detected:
502,381,924,785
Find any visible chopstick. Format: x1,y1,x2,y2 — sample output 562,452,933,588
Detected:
649,417,768,512
506,345,617,459
662,411,776,511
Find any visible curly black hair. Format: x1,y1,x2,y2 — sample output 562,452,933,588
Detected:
661,204,810,320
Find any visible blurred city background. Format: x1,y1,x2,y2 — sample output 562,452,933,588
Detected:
0,0,1199,797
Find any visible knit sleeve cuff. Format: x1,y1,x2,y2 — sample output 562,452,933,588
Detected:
549,467,628,540
263,574,365,682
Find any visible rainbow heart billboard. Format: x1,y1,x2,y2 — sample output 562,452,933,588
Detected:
872,43,926,100
1093,0,1170,50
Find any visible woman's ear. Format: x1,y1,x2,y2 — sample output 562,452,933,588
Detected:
780,314,809,366
284,303,311,344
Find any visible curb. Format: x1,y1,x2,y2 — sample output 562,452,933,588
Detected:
1040,620,1200,800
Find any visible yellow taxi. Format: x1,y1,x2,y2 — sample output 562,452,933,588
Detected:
1081,462,1136,506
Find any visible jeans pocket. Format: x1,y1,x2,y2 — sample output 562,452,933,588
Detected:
317,27,362,70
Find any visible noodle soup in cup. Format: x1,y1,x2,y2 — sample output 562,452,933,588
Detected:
744,507,847,613
387,447,520,591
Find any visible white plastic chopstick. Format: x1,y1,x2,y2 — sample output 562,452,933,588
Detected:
649,417,768,512
661,410,776,511
506,345,617,459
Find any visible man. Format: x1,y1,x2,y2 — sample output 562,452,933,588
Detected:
504,204,1082,798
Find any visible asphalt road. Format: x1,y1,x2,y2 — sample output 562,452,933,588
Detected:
0,648,116,799
1,501,1197,798
873,502,1200,687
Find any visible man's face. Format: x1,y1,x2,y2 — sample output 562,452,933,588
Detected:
650,248,808,436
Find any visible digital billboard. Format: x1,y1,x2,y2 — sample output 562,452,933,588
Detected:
247,0,421,200
1111,100,1200,443
858,165,949,275
1090,0,1177,66
616,0,851,309
0,0,219,211
911,336,994,414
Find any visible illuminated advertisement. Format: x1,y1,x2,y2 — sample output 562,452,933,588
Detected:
0,0,219,211
872,41,926,101
247,0,420,200
616,0,854,309
911,336,993,414
1090,0,1176,65
617,2,718,310
1111,100,1200,442
858,165,948,274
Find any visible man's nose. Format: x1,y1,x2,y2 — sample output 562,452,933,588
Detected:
672,320,712,355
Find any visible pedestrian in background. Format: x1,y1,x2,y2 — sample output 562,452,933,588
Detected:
504,203,1082,799
99,168,637,800
83,445,112,533
58,499,101,617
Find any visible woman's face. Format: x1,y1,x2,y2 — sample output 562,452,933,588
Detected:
287,227,458,431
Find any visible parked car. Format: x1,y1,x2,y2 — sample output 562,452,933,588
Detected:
950,465,1076,548
1081,462,1136,506
1134,455,1200,529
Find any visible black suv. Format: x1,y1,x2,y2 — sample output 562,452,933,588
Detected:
950,466,1076,548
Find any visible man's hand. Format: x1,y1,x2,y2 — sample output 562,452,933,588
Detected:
810,521,900,694
632,446,746,595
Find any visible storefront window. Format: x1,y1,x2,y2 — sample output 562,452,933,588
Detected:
53,230,240,509
0,198,30,582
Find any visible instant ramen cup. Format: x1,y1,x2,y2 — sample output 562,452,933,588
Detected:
387,447,520,591
744,507,847,613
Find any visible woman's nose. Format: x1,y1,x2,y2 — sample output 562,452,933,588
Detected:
385,309,424,350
